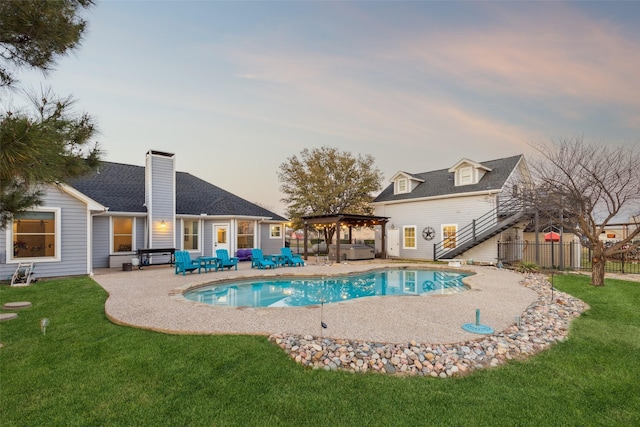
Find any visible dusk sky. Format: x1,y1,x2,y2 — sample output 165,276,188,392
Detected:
17,1,640,216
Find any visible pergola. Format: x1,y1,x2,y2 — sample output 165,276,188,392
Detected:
301,213,390,263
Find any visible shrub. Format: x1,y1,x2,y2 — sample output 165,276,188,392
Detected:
516,261,539,273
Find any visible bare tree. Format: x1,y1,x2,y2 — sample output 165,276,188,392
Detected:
527,137,640,286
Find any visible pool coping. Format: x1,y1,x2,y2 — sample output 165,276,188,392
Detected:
92,260,542,344
176,266,473,308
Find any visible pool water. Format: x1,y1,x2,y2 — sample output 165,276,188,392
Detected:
183,269,470,308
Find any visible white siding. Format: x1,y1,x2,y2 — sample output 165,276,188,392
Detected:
375,193,498,261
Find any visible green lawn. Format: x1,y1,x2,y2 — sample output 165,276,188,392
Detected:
1,274,639,426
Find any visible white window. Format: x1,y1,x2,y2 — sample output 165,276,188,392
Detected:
112,217,134,253
237,220,254,249
270,225,282,239
183,219,200,251
396,178,408,194
459,167,473,185
403,226,416,249
11,208,60,261
442,224,457,249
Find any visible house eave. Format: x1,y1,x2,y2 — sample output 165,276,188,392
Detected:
372,189,502,206
58,183,106,211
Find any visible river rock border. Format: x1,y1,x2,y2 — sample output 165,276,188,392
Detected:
268,273,589,377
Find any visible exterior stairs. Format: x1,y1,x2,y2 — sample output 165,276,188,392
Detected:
434,197,527,260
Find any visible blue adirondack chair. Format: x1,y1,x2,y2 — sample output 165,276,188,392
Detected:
175,250,200,275
281,247,305,267
216,249,239,270
251,249,276,269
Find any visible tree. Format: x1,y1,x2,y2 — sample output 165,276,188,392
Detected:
278,146,384,244
526,137,640,286
0,0,100,229
0,0,93,88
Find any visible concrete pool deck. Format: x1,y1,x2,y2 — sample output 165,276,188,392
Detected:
92,260,540,344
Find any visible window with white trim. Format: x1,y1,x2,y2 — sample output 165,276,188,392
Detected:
442,224,457,249
12,210,59,260
237,220,254,248
113,217,134,252
270,225,282,239
459,166,472,185
396,178,408,194
183,219,200,250
403,226,416,249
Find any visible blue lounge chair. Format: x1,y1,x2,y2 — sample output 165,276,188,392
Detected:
251,249,276,269
281,247,305,267
216,249,239,270
175,250,200,275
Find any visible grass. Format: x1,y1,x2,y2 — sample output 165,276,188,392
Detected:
1,274,639,426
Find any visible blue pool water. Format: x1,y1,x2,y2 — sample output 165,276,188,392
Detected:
183,269,470,308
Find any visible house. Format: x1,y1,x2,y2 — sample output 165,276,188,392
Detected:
2,150,287,279
372,155,531,264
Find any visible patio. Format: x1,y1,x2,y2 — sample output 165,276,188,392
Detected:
92,260,539,344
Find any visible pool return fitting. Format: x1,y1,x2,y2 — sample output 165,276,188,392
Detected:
462,309,494,334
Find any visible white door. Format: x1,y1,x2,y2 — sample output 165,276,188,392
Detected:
387,229,400,257
214,224,229,254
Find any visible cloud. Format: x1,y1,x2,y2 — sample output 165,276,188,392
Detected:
396,3,640,108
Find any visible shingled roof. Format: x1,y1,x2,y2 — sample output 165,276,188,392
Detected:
373,155,523,203
69,161,286,220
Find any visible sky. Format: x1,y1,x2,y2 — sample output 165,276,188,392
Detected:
16,0,640,217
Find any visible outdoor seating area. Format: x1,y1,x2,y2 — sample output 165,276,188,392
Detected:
251,249,276,269
281,247,305,266
216,249,239,271
251,247,305,268
171,248,306,276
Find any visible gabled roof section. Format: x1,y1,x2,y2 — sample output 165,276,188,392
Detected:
58,183,107,211
68,161,286,220
69,162,146,212
389,171,424,183
448,158,492,173
373,154,523,204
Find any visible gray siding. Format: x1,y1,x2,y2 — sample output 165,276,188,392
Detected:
259,223,283,255
147,152,175,252
135,218,145,250
92,216,110,268
1,186,89,279
202,221,214,257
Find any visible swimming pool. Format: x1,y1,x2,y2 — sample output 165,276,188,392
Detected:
183,269,470,308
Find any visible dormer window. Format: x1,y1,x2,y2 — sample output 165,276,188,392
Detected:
448,158,491,187
397,178,408,193
459,167,472,185
389,171,424,195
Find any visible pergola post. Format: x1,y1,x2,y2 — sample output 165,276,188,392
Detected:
381,220,387,259
335,217,341,263
303,222,309,260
